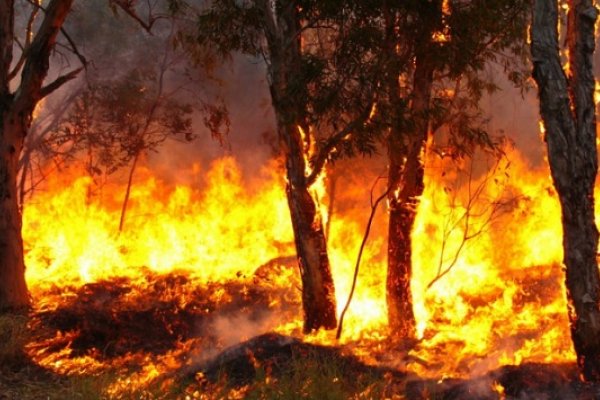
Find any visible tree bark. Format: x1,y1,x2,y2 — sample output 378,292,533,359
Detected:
531,0,600,381
0,110,28,310
386,53,434,338
259,0,337,332
0,0,74,310
286,153,337,332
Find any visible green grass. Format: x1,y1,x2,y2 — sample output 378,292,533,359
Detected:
201,350,391,400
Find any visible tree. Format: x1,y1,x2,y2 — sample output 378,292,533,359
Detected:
0,0,81,310
18,2,222,233
17,0,165,206
189,0,382,332
531,0,600,381
377,0,529,337
48,66,196,231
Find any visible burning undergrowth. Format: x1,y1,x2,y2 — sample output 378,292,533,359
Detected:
13,148,596,397
18,259,583,399
27,257,301,375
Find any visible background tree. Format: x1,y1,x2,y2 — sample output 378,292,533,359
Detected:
531,0,600,381
190,0,382,332
373,0,529,337
0,0,81,310
19,2,225,233
48,66,196,232
16,0,157,205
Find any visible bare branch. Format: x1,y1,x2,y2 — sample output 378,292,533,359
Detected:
305,104,374,187
23,0,88,69
39,67,82,98
427,156,517,290
60,26,87,68
110,0,165,34
8,1,40,81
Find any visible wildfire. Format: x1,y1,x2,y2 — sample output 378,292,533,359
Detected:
22,143,578,393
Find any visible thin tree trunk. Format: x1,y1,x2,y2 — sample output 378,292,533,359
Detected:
386,53,434,338
278,100,337,333
259,0,337,332
287,171,337,332
531,0,600,381
119,151,140,233
386,143,417,338
0,112,29,310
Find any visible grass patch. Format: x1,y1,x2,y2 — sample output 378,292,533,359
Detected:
0,313,111,399
0,312,29,365
186,349,391,400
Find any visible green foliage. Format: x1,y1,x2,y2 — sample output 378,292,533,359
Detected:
367,0,530,158
181,0,530,170
191,0,264,59
47,67,195,176
185,0,386,171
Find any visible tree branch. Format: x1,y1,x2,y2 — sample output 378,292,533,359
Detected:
14,0,74,116
336,175,390,340
110,0,164,34
39,66,83,98
23,0,88,69
305,105,374,187
8,1,40,81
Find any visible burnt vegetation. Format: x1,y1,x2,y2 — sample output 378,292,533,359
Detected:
0,0,600,398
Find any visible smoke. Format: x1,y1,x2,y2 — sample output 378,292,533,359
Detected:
480,64,545,166
193,309,284,367
151,53,276,183
213,312,277,348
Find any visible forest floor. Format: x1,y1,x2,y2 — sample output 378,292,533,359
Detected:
1,260,600,399
1,328,599,399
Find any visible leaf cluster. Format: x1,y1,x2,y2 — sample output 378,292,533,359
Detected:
46,68,194,176
373,0,530,158
186,0,530,165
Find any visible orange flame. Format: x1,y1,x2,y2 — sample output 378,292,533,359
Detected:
22,143,580,390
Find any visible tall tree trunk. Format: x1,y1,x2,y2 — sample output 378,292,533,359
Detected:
531,0,600,381
259,0,337,332
285,129,337,332
386,54,434,338
0,0,75,311
0,112,28,310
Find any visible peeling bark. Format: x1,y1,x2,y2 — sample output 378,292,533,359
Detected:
0,0,75,311
259,0,337,332
531,0,600,381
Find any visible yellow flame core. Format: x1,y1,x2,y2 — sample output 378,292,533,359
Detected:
25,158,295,294
24,145,578,389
